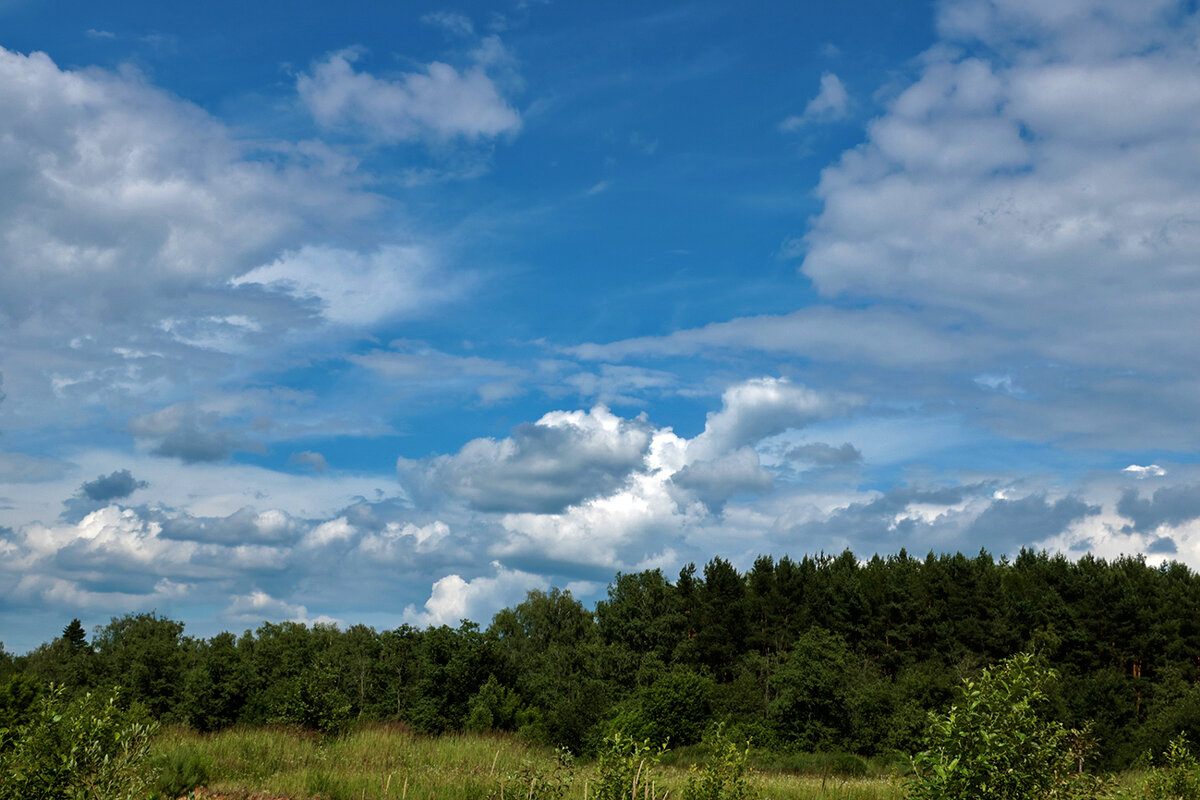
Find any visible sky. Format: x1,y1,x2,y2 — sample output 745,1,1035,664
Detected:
2,0,1200,652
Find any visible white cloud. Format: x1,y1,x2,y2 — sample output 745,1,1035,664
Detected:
781,72,850,129
1125,464,1167,478
297,43,521,143
231,244,461,326
572,0,1200,449
689,377,857,460
422,11,475,37
0,45,403,437
225,590,340,626
403,406,655,513
404,562,546,627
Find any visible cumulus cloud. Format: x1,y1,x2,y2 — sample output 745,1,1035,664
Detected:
671,447,773,511
571,0,1200,449
225,590,339,626
297,42,521,143
0,44,408,443
60,468,150,521
1118,483,1200,534
966,494,1101,552
79,469,149,502
1124,464,1166,478
689,377,857,460
0,46,371,328
404,562,547,627
403,406,655,513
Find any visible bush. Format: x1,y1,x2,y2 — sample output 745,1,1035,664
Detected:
0,685,159,800
908,652,1102,800
682,727,760,800
592,731,668,800
491,747,574,800
1138,734,1200,799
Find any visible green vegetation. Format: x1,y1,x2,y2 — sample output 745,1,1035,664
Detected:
0,685,157,800
909,653,1102,800
7,548,1200,797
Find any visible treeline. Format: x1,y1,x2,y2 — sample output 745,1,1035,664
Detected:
4,548,1200,768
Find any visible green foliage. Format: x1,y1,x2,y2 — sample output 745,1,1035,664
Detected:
153,745,210,798
0,672,42,732
0,685,158,800
592,730,668,800
770,626,872,752
466,674,524,732
682,727,760,800
908,652,1100,800
491,746,574,800
1138,734,1200,800
607,670,714,747
272,658,353,734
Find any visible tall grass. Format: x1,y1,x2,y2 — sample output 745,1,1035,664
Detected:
152,724,906,800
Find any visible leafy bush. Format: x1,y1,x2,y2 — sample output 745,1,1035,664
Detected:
592,731,668,800
908,652,1101,800
681,727,760,800
0,685,158,800
606,671,714,748
491,746,574,800
1138,734,1200,800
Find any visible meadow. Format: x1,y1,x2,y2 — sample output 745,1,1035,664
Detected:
153,724,907,800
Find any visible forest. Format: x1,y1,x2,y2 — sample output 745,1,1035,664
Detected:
4,547,1200,773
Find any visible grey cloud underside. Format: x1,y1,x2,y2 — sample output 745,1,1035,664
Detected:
127,404,251,463
787,442,862,466
966,495,1100,553
61,469,150,522
671,447,773,512
1118,483,1200,534
410,414,655,514
81,469,148,502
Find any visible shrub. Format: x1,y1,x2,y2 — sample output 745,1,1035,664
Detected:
491,747,574,800
1139,734,1200,799
908,652,1101,800
592,731,668,800
682,727,760,800
0,685,158,800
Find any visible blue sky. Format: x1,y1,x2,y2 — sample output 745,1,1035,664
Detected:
3,0,1200,652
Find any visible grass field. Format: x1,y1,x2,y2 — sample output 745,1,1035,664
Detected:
152,724,908,800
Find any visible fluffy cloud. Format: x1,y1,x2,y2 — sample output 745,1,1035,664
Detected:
0,47,371,327
1118,483,1200,534
404,562,546,627
225,590,339,626
572,0,1200,450
79,469,149,502
688,377,858,460
297,41,521,143
0,45,421,442
403,406,655,513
